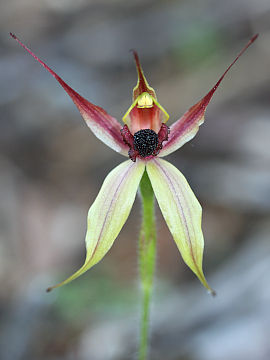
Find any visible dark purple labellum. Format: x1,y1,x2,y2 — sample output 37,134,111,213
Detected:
120,123,170,162
133,129,159,157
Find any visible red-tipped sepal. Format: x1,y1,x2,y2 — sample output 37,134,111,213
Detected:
160,34,258,157
132,50,156,101
10,33,129,156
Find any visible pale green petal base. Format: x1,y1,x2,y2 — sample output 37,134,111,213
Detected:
146,158,215,295
47,160,145,292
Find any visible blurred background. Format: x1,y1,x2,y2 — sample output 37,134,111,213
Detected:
1,0,270,359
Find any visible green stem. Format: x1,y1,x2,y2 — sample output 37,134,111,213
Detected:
138,170,156,360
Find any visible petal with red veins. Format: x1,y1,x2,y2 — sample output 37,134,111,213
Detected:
146,158,215,294
47,159,145,291
160,34,258,157
10,33,128,155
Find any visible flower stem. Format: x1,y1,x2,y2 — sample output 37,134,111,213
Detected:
138,170,156,360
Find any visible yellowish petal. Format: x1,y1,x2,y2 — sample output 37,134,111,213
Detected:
47,160,145,291
146,158,215,295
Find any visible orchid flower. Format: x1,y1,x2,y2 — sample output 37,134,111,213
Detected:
11,33,257,297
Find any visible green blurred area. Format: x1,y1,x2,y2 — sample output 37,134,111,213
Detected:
54,271,138,323
174,25,223,68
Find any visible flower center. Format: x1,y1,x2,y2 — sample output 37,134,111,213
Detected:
133,129,158,157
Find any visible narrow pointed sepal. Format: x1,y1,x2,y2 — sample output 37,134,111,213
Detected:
47,160,145,291
146,158,215,294
132,50,156,101
123,51,169,133
160,34,258,157
10,33,128,156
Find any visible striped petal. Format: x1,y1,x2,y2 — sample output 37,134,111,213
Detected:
47,159,145,291
10,33,128,155
160,34,258,157
146,158,214,294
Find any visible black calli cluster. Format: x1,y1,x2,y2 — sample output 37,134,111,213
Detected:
133,129,159,157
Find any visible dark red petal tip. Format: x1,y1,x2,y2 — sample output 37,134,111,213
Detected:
131,50,156,100
10,33,128,155
161,34,258,157
208,33,259,100
132,50,141,73
132,50,148,93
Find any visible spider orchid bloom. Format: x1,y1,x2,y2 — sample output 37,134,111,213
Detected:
11,33,257,294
